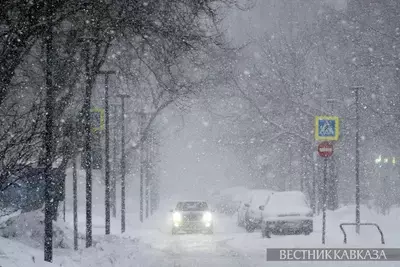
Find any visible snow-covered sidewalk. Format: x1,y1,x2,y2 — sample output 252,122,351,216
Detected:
0,207,170,267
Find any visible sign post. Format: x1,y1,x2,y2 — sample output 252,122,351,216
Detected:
315,115,339,244
318,141,333,245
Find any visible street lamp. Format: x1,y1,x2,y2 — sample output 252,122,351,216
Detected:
138,111,147,223
77,34,99,249
325,99,339,211
136,110,152,222
351,86,363,234
116,94,130,233
110,104,119,218
98,70,116,235
83,37,94,249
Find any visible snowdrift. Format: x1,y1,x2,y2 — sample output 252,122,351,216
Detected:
0,236,62,267
0,209,78,249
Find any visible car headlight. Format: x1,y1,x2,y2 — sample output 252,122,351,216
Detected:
173,212,182,222
202,211,212,222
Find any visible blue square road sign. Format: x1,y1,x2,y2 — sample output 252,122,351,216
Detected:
315,116,339,141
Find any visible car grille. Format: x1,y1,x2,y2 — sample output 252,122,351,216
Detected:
278,213,301,217
183,213,202,221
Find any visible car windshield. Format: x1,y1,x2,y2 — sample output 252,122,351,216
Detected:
268,193,308,207
250,192,270,207
176,202,208,211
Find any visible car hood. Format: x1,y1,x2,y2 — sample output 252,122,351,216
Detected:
265,206,311,216
177,210,205,214
176,211,207,215
248,208,263,218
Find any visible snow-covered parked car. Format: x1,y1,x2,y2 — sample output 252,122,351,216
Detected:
260,191,313,238
242,189,273,232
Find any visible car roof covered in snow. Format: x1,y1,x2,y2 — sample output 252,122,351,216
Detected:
248,189,273,206
176,200,208,203
266,191,310,210
267,191,308,205
251,189,273,193
270,191,306,197
250,189,274,197
219,186,248,196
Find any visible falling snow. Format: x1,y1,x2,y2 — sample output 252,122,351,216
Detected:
1,1,400,266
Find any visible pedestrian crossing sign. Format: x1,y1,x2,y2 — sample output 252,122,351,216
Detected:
315,116,339,141
91,108,105,131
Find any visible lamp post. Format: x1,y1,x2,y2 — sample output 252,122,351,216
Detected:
312,151,317,214
98,70,116,235
83,38,94,248
110,104,119,218
136,110,152,222
72,127,79,251
145,128,153,219
138,111,146,223
116,94,130,233
76,33,99,249
351,86,363,234
326,99,339,210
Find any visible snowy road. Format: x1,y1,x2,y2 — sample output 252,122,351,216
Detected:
122,212,262,266
131,216,263,267
144,236,255,266
3,207,400,267
56,204,400,267
124,210,400,267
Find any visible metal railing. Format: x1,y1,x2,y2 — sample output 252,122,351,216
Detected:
339,223,385,244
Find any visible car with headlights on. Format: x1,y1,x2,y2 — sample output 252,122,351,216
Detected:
260,191,313,238
170,201,214,235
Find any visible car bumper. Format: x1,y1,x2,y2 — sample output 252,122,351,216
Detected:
247,216,262,224
173,221,213,232
263,218,313,230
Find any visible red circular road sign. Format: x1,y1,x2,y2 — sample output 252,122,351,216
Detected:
318,142,333,157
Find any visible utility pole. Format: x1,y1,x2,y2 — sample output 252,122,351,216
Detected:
99,70,116,235
138,111,146,222
351,86,363,234
63,183,66,222
145,128,151,219
72,82,79,252
327,99,339,210
312,151,317,214
111,104,118,218
149,130,154,216
322,157,328,244
149,129,156,215
83,38,94,248
117,94,130,233
288,145,292,190
73,152,78,250
44,1,54,261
